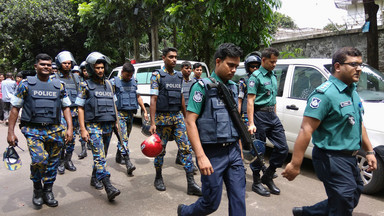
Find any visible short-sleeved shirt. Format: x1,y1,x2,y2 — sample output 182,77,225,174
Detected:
304,76,363,151
75,79,114,134
187,72,237,115
247,66,277,107
150,66,184,126
11,75,71,134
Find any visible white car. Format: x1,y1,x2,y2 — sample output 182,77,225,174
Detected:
108,60,210,120
234,58,384,194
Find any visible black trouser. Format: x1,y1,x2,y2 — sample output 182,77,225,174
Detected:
250,110,288,172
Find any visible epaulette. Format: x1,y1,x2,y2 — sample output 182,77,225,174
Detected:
152,71,159,76
316,81,332,93
198,80,204,87
251,70,261,77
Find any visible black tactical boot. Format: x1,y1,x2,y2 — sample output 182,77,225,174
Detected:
262,165,278,179
90,169,103,190
123,154,136,176
192,162,198,174
42,183,58,207
57,151,65,175
261,166,280,195
252,171,270,197
87,141,92,150
154,167,166,191
101,176,120,201
115,149,125,164
32,181,43,207
186,172,202,196
78,141,87,159
64,153,77,171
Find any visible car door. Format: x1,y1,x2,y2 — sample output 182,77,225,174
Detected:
278,64,327,158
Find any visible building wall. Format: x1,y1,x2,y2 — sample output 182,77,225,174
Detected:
262,26,384,73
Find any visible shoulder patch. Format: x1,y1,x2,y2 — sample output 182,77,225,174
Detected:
309,97,321,109
249,80,255,88
193,91,203,102
316,81,331,93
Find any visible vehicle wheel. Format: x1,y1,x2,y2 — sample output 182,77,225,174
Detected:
141,106,150,125
357,149,384,194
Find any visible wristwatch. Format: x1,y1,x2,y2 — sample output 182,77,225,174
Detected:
366,151,375,155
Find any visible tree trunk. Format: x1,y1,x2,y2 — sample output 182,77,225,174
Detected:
151,13,159,61
363,0,379,69
133,37,140,63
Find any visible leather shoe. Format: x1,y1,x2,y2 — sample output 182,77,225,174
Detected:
261,174,280,195
252,182,270,197
292,207,303,216
43,188,58,207
32,189,44,207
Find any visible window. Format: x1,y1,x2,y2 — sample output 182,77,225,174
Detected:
274,65,289,97
136,66,161,84
357,64,384,101
291,66,325,100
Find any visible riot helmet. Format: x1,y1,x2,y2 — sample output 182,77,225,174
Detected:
244,55,261,74
55,51,76,70
79,61,87,70
141,134,163,157
72,65,80,73
85,52,111,79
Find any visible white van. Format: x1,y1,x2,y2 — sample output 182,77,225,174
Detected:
235,59,384,194
108,60,210,119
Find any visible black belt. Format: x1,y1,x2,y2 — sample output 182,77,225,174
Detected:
254,106,274,112
20,121,56,127
319,147,358,156
203,142,235,148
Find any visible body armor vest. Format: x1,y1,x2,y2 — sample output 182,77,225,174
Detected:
21,76,61,124
114,77,139,111
57,73,80,107
196,78,239,144
182,79,194,106
84,79,116,122
156,69,183,112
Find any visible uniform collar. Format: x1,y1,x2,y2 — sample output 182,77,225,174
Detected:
329,75,356,93
162,66,175,75
258,66,274,76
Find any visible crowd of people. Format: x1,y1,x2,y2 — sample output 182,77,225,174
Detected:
4,43,377,216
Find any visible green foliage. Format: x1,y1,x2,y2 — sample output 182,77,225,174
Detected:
279,45,304,59
323,23,347,32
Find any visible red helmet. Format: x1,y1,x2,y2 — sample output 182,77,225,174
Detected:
141,134,163,157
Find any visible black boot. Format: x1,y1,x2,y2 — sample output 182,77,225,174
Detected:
32,181,43,207
90,169,103,190
175,151,182,165
101,176,120,201
261,166,280,195
78,141,87,159
123,154,136,176
262,165,278,179
64,153,77,171
192,162,198,174
252,171,270,197
43,183,58,207
115,149,125,164
186,172,202,196
87,141,92,150
154,168,166,191
57,151,65,175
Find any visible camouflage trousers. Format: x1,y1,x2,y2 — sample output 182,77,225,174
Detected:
24,128,65,184
155,118,193,173
116,112,134,155
89,132,112,180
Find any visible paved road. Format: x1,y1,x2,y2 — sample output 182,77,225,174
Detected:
0,119,384,216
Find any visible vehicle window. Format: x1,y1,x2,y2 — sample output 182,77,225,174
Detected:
357,64,384,101
291,66,325,100
109,70,119,79
274,65,288,97
233,67,247,83
136,66,161,84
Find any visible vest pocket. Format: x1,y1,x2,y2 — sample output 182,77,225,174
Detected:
34,99,55,117
216,112,230,138
168,90,181,105
96,98,114,115
197,118,217,143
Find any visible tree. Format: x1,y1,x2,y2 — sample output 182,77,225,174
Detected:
0,0,86,72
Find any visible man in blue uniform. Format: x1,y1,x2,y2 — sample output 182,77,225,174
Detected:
247,47,289,196
149,47,201,196
54,51,80,174
178,43,246,216
110,62,148,176
7,53,73,208
282,47,377,216
76,52,120,201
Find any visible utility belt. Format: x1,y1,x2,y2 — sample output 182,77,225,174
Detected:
317,146,358,157
20,121,58,127
254,106,274,112
203,142,236,148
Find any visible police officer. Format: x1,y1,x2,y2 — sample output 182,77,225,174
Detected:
7,53,73,208
55,51,80,174
110,62,148,176
178,43,245,216
247,47,289,196
149,47,201,196
76,52,120,201
77,60,90,159
282,47,377,216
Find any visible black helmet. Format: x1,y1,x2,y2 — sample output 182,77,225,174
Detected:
55,51,76,70
85,52,111,78
244,55,261,74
